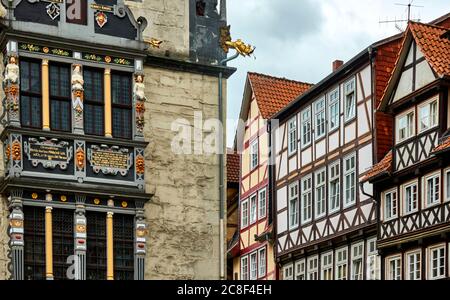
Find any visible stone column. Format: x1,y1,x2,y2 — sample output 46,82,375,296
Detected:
134,201,146,280
3,43,20,127
133,73,146,141
104,68,112,138
74,195,86,280
106,199,114,280
45,193,53,280
42,59,50,131
72,64,84,134
8,189,24,280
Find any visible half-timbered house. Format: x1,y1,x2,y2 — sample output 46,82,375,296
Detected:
230,72,312,280
363,19,450,280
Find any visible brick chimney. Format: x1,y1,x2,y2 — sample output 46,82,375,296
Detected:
332,60,344,72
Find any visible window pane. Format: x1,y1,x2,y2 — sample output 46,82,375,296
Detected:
31,97,42,128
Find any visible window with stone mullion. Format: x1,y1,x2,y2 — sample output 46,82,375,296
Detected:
84,68,104,136
112,72,132,139
20,59,42,129
50,63,71,132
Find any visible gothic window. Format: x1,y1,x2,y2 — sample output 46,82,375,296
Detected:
86,211,107,280
113,214,134,280
84,68,104,136
24,206,46,280
50,63,71,132
20,59,42,129
112,72,132,139
53,208,74,280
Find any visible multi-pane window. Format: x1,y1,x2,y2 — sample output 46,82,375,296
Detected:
258,248,266,278
52,208,74,280
301,108,311,147
314,98,326,139
24,206,46,280
84,67,104,136
428,245,445,280
241,200,249,228
366,238,380,280
335,247,348,280
49,63,71,132
396,110,415,143
351,243,364,280
283,264,293,280
387,256,401,280
112,72,132,139
329,162,340,213
321,252,333,280
307,256,319,280
258,188,267,220
241,256,249,280
288,117,297,155
294,259,306,280
344,154,356,207
344,78,356,121
315,168,326,218
250,194,257,225
446,169,450,202
384,189,398,220
425,173,440,207
86,211,107,280
250,139,259,170
113,214,134,280
250,252,257,280
403,182,418,214
406,251,421,280
328,88,340,131
20,59,42,128
301,176,312,224
288,183,299,229
419,98,438,133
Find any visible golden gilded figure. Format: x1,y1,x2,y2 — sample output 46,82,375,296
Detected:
220,25,255,57
76,148,85,171
144,38,163,49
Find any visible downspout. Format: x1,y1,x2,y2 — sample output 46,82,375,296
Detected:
218,51,239,280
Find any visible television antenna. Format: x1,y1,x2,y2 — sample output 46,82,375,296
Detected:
379,0,423,32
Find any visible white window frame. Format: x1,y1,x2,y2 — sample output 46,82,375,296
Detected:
250,139,259,170
427,244,446,280
321,251,334,280
423,171,440,208
406,249,421,280
258,188,267,220
418,96,439,133
241,256,249,280
288,182,299,230
282,263,293,280
445,167,450,202
301,175,313,224
402,180,418,215
301,107,312,148
329,161,341,214
258,248,266,278
366,237,380,280
343,153,356,208
249,251,257,280
351,242,364,280
315,168,326,219
383,188,398,221
294,259,306,280
396,108,415,144
249,193,257,225
335,247,348,280
328,88,340,131
288,117,297,156
307,255,319,280
344,77,356,122
241,199,249,228
314,97,326,140
386,255,402,280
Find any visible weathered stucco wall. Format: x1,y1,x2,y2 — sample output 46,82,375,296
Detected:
143,65,226,279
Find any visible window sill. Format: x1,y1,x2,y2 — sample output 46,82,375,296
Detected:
344,116,356,125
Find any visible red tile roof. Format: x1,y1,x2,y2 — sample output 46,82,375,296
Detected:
248,72,313,119
431,136,450,154
227,152,240,184
361,151,393,183
410,22,450,77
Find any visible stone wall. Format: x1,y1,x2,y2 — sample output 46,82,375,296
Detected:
143,65,226,279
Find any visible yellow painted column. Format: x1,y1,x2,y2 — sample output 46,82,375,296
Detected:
104,68,112,137
45,206,53,279
42,59,50,130
106,211,114,280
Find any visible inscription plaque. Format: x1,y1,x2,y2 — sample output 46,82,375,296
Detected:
87,145,133,176
24,138,73,170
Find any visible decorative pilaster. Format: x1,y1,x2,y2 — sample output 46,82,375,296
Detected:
9,134,23,178
42,60,50,131
75,140,86,183
74,195,86,280
3,51,20,127
134,200,146,280
135,148,145,190
45,193,53,280
8,189,24,280
106,199,114,280
133,73,146,140
104,69,112,138
72,64,84,134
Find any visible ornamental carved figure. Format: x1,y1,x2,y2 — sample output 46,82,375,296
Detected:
134,74,146,101
11,141,21,161
136,102,145,114
76,147,85,171
0,3,6,19
3,56,19,84
73,90,84,118
136,155,145,175
71,65,84,91
5,85,19,113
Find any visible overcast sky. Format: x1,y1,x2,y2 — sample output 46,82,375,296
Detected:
225,0,449,146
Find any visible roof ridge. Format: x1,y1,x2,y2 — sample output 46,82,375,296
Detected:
248,71,314,86
409,20,448,31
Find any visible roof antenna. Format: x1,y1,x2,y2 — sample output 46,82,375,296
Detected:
379,0,423,32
